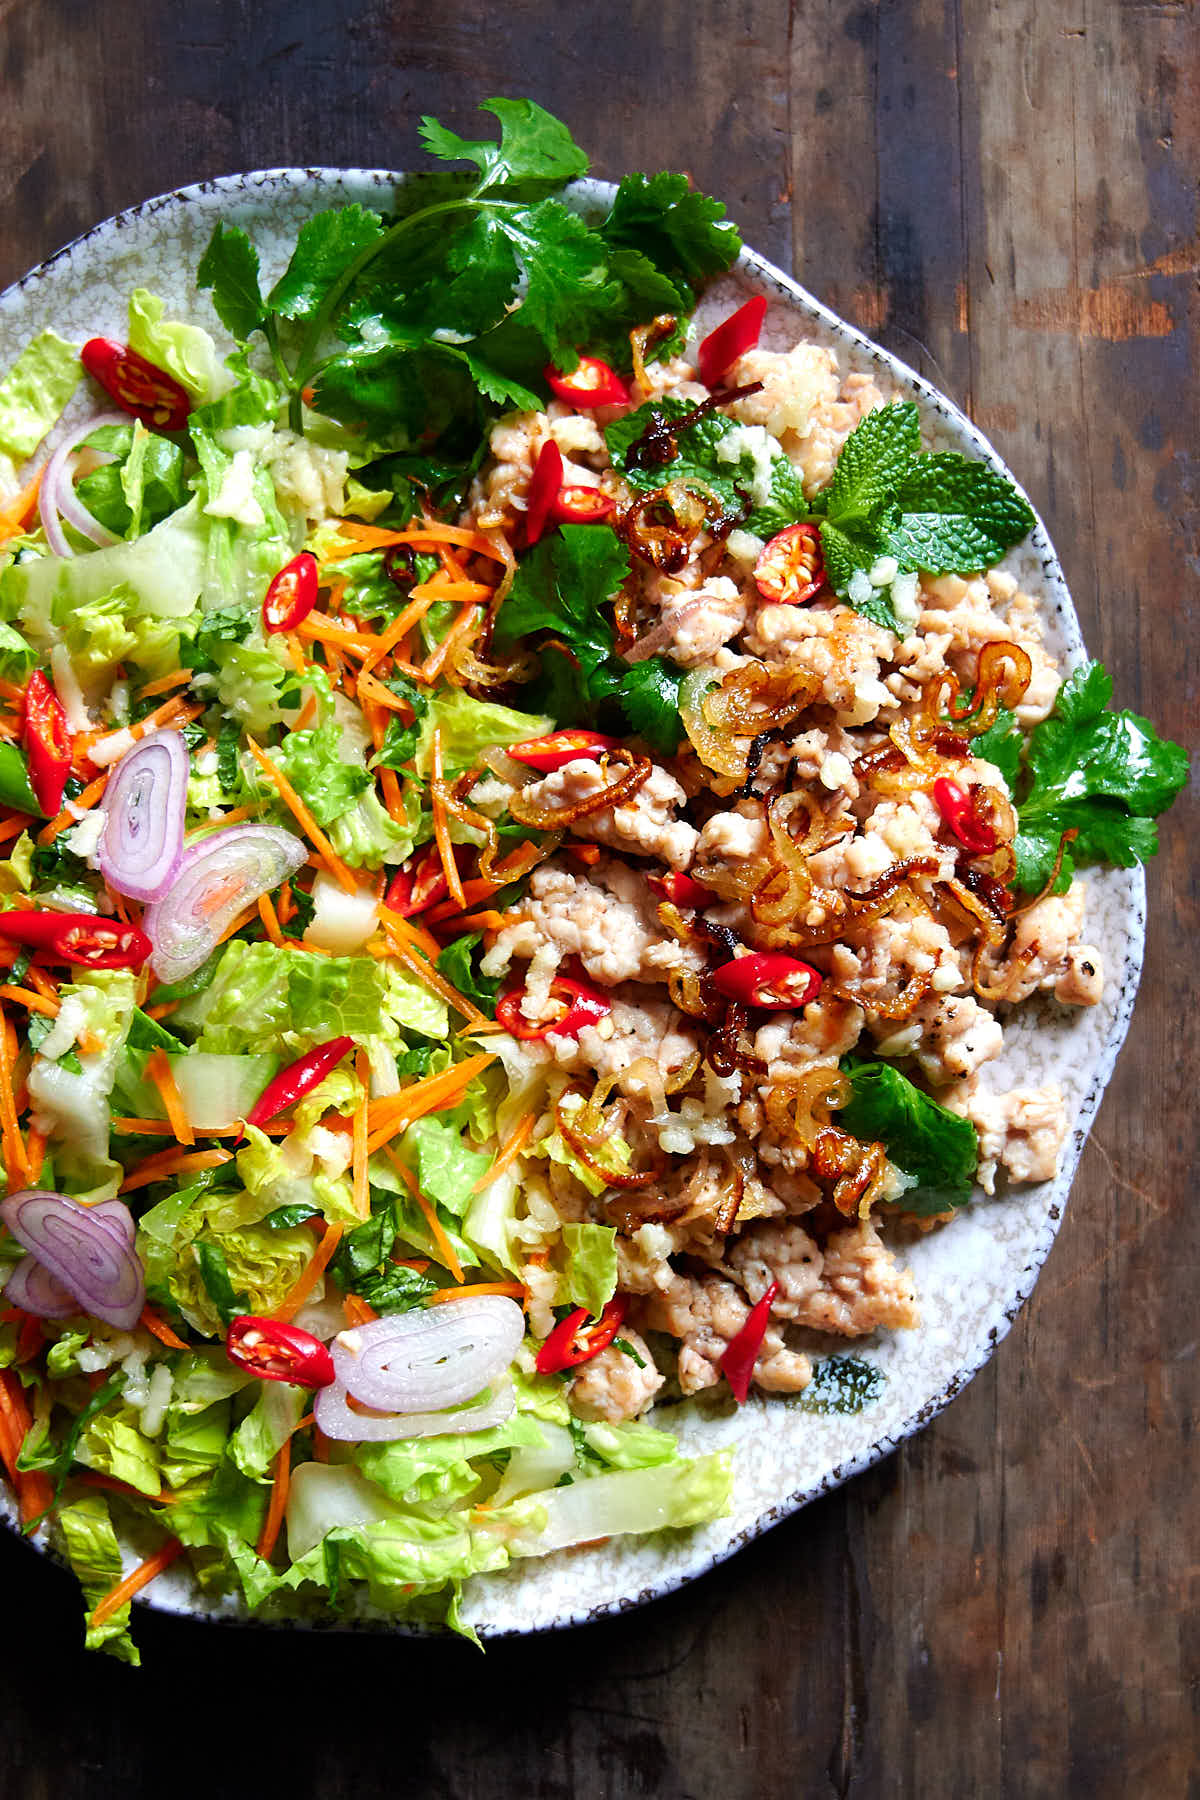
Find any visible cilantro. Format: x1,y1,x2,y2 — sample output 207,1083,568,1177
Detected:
793,1356,885,1417
839,1060,979,1214
370,676,430,772
613,658,686,754
605,396,807,537
30,837,89,886
435,933,500,1018
190,607,252,678
1009,662,1188,892
395,1041,435,1079
972,707,1023,793
195,100,740,440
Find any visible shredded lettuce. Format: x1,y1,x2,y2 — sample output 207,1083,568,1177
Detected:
57,1496,141,1664
0,328,80,459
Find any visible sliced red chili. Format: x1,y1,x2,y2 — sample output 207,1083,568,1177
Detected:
496,972,613,1042
544,357,630,410
697,295,768,389
244,1036,355,1132
80,337,192,432
754,523,826,606
262,552,320,634
507,730,621,774
0,911,151,970
535,1298,627,1374
226,1315,335,1388
384,846,449,918
648,871,713,908
712,952,823,1010
720,1281,779,1403
22,670,72,818
524,439,563,546
931,777,997,856
550,484,615,524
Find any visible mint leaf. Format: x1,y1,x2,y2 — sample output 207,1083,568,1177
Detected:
1011,661,1188,890
824,402,920,521
606,397,806,536
196,221,266,343
839,1061,978,1214
887,454,1036,572
268,205,385,321
819,517,902,629
615,657,686,754
420,98,589,193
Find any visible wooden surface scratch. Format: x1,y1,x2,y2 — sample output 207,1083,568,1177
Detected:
0,2,1194,1795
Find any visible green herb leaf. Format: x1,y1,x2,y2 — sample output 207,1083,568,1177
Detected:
614,657,686,754
192,1241,251,1327
496,524,629,676
196,221,267,342
971,707,1023,793
419,98,589,194
823,402,920,522
268,205,385,322
606,397,807,537
839,1060,979,1214
886,455,1037,573
601,171,741,300
435,933,500,1018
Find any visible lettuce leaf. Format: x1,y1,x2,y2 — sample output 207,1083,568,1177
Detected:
57,1495,140,1664
0,329,80,458
558,1222,618,1317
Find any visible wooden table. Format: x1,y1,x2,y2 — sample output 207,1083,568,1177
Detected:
1,4,1194,1793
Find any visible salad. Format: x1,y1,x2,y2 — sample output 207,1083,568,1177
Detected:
0,101,1185,1661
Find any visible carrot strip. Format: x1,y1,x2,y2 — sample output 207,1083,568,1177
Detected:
111,1116,287,1138
426,1283,525,1306
257,891,284,946
143,1001,179,1022
356,668,420,715
293,691,319,732
277,881,296,927
137,668,194,699
342,1294,377,1327
425,878,507,923
0,1003,29,1191
365,1053,496,1156
90,1537,185,1629
0,814,32,846
255,1442,292,1561
215,902,259,947
284,632,308,678
378,765,408,827
385,1149,464,1283
76,698,203,766
437,909,506,936
0,1371,53,1526
377,902,441,963
273,1221,346,1324
430,729,466,910
377,915,485,1023
246,737,357,895
0,465,44,545
420,602,481,684
25,967,60,1006
0,985,59,1017
75,1471,179,1506
312,1429,330,1464
139,1304,189,1351
38,772,109,846
327,521,511,563
14,1311,43,1364
24,1125,46,1184
118,1148,231,1193
144,1048,194,1147
295,613,375,656
472,1111,536,1194
352,1050,370,1221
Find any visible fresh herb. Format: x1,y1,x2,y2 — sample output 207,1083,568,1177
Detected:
192,1241,250,1327
613,657,686,754
614,1337,647,1369
435,933,500,1017
793,1356,885,1416
395,1041,435,1079
30,837,90,886
606,395,807,537
190,607,253,678
1008,662,1188,892
839,1060,978,1214
355,1262,439,1315
262,1202,321,1231
370,675,430,771
215,719,242,793
567,1415,605,1467
971,707,1023,793
196,99,739,439
330,1199,439,1314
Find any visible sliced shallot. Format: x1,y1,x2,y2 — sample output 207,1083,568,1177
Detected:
143,823,307,983
0,1190,144,1330
4,1254,79,1320
331,1298,525,1414
97,730,189,901
38,410,131,557
314,1375,516,1443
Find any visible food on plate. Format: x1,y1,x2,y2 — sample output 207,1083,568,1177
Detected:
0,100,1185,1660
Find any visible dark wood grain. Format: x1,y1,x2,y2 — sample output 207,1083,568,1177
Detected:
0,3,1195,1795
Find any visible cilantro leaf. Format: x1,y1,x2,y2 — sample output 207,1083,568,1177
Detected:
886,455,1036,573
601,171,741,298
420,98,589,194
267,205,385,321
614,658,686,754
496,524,629,676
972,707,1023,793
497,199,626,368
435,933,500,1017
1011,661,1188,890
196,221,267,342
839,1061,978,1214
371,676,429,771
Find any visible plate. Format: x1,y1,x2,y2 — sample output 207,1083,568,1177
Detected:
0,169,1145,1636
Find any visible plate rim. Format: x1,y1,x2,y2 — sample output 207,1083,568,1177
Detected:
0,165,1147,1639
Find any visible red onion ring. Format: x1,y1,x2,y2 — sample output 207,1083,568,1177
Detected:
143,823,307,983
331,1299,525,1414
97,731,189,902
314,1376,516,1443
38,410,130,557
4,1255,79,1320
0,1190,144,1330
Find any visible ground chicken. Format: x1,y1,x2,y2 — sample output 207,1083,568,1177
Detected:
639,1272,812,1396
905,992,1006,1085
824,912,967,1016
548,991,703,1090
983,885,1104,1006
640,575,750,668
788,370,890,494
752,999,866,1076
917,572,1061,725
725,343,841,441
568,1329,665,1422
481,856,706,990
945,1080,1068,1193
779,1220,919,1336
514,757,698,870
744,602,897,724
723,1221,825,1318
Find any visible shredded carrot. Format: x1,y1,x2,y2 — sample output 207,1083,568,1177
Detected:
215,901,260,947
0,814,31,846
255,1441,292,1561
257,891,284,946
0,464,44,544
284,631,309,678
25,1125,46,1185
75,1471,179,1506
376,917,486,1026
437,908,506,936
293,690,319,732
352,1049,370,1221
424,877,506,923
274,1221,346,1324
426,1282,525,1306
365,1052,497,1157
342,1294,378,1327
206,805,258,829
420,601,482,684
0,1371,53,1526
377,901,441,963
76,1028,103,1058
143,1000,179,1022
118,1148,231,1193
356,667,419,716
378,764,408,828
429,728,466,910
14,1311,43,1364
327,521,511,564
38,771,109,846
76,697,203,766
0,985,59,1017
295,612,375,657
137,667,194,699
25,967,60,1007
472,1112,536,1194
0,1003,29,1191
90,1537,185,1629
566,841,603,866
139,1304,189,1351
246,737,357,895
277,881,296,927
144,1048,194,1147
385,1149,465,1283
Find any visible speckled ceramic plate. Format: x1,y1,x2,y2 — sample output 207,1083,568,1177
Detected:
0,170,1145,1636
